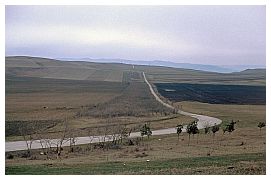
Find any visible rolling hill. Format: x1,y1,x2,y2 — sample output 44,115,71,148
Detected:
6,56,266,86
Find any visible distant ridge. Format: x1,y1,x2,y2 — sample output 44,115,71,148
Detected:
6,56,265,74
6,56,266,86
58,57,265,73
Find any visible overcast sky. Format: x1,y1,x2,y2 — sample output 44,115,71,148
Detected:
5,6,266,66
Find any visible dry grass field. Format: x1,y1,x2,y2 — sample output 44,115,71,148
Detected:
78,82,172,118
5,59,174,141
5,121,265,174
176,101,266,128
136,65,265,86
5,56,266,174
5,75,130,140
6,76,127,119
5,101,266,175
6,56,132,81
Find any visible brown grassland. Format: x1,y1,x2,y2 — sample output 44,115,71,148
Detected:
6,101,266,174
5,57,266,174
6,96,266,174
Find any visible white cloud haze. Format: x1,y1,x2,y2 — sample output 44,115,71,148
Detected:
5,6,266,66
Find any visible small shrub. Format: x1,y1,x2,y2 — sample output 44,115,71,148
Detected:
29,156,37,160
223,120,237,134
176,124,183,141
20,152,30,158
140,123,152,139
258,122,266,131
7,154,14,159
135,152,148,158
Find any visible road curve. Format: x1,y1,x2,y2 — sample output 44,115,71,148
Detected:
142,72,222,129
5,72,222,152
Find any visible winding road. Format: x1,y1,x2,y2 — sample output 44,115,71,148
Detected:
5,72,222,152
142,72,222,130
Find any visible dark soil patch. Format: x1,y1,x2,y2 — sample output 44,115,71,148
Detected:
155,83,265,105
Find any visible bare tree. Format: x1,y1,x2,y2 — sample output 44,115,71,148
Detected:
96,119,112,150
68,131,77,153
119,125,129,144
35,131,48,156
55,118,70,158
23,134,34,157
19,121,35,158
110,125,119,145
87,128,94,151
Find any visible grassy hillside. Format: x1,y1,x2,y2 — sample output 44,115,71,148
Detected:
6,56,133,82
6,75,127,119
6,56,266,85
136,65,265,86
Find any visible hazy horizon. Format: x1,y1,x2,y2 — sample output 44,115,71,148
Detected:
6,6,266,66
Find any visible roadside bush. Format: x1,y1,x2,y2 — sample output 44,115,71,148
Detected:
186,121,199,145
20,152,30,158
140,123,152,139
223,120,237,134
176,124,183,141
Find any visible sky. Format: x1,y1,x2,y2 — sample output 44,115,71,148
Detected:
5,5,266,66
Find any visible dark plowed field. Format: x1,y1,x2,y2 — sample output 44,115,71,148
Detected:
155,83,266,105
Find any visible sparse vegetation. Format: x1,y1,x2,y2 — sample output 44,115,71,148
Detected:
6,120,60,137
77,81,172,118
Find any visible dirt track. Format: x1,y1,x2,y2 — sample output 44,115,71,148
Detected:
142,72,222,130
